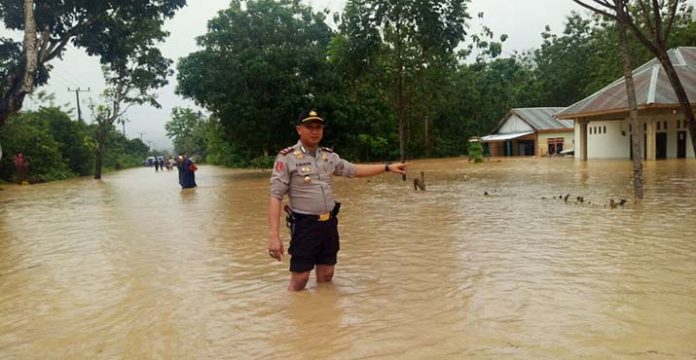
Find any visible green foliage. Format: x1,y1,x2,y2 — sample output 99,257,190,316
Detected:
250,155,275,169
467,139,484,163
165,107,204,155
177,0,336,159
203,118,242,167
99,127,149,169
41,107,94,175
337,0,472,159
0,111,74,182
357,133,389,161
0,107,149,183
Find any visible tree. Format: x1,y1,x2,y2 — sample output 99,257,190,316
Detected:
533,15,592,106
615,1,644,199
572,0,696,157
337,0,471,161
165,107,204,155
177,0,335,161
0,0,186,129
91,39,172,179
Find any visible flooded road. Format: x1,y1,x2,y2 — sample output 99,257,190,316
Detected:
1,158,695,359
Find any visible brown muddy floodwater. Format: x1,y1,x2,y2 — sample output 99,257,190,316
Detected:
0,158,695,359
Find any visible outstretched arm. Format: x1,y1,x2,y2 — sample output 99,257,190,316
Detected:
355,162,408,177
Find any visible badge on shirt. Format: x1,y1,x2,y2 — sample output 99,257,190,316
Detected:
275,161,285,172
293,149,303,160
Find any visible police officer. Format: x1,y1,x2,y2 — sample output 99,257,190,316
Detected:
268,110,408,291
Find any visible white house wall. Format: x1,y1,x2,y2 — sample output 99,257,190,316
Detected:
587,120,630,159
499,115,534,134
574,114,694,159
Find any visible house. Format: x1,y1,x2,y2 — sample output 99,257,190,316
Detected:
556,47,695,160
481,107,574,157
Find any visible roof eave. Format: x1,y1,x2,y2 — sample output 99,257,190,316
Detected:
556,103,691,120
537,128,574,134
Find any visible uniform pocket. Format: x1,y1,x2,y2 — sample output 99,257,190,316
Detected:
296,166,318,183
297,166,316,176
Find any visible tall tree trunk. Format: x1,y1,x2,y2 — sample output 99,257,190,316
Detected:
397,72,405,162
22,0,38,95
393,7,407,181
0,0,38,128
94,151,103,180
424,115,430,157
94,121,110,179
617,3,643,199
395,10,406,164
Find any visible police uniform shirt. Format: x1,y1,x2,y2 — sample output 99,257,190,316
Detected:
270,140,357,215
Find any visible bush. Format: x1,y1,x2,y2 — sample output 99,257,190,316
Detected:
467,139,484,163
0,112,73,182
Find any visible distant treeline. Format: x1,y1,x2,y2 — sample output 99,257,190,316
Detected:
0,106,148,183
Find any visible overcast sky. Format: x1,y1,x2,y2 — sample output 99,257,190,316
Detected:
7,0,693,150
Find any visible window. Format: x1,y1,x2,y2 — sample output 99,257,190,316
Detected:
657,122,661,130
603,126,607,134
547,138,564,156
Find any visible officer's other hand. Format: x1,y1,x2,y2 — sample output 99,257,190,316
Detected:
267,237,284,261
389,162,409,175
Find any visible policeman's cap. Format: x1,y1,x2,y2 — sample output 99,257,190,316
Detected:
298,110,325,125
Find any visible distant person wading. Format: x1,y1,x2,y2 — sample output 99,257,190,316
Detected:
267,110,408,291
177,153,197,189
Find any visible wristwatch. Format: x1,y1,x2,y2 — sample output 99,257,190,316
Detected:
384,161,392,172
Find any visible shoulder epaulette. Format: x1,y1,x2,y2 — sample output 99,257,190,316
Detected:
321,147,334,153
279,146,294,156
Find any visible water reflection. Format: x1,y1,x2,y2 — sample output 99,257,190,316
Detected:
1,159,695,358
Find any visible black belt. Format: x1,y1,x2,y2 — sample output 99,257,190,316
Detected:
285,203,341,223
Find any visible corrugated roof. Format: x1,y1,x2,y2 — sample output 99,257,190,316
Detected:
491,107,571,134
557,47,696,119
481,131,535,142
513,107,573,129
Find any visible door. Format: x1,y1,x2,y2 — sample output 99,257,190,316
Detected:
677,131,687,158
656,133,667,159
518,140,535,156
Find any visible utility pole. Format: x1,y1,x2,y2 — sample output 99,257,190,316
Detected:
138,132,145,141
146,140,153,153
67,87,90,122
117,118,127,136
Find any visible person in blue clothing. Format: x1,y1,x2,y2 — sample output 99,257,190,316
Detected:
177,153,197,189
